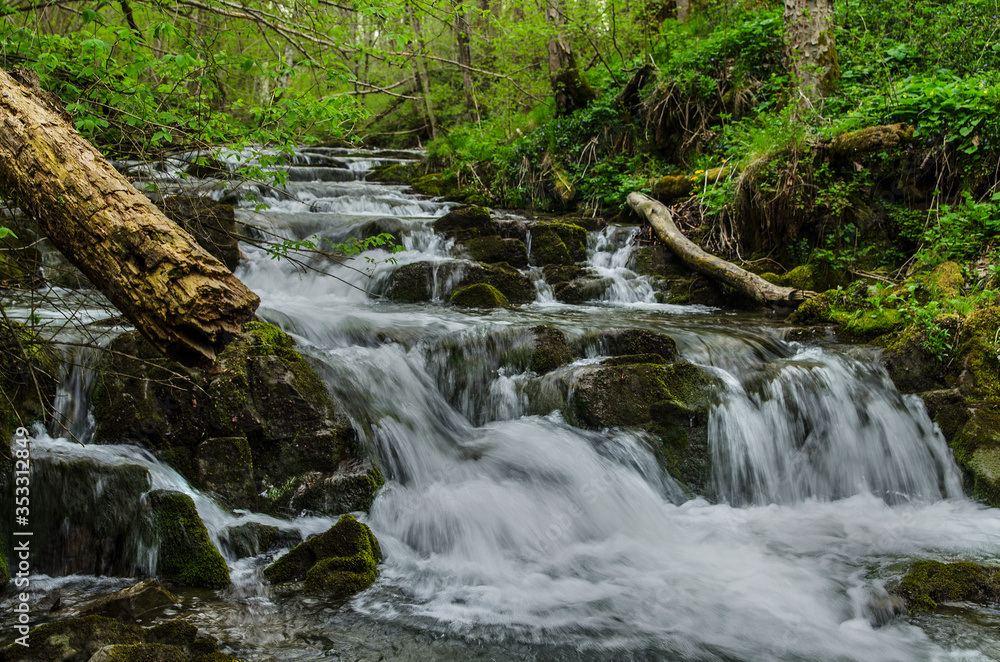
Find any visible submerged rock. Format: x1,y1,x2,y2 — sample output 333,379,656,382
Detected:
895,560,1000,610
528,325,574,375
92,321,375,517
0,615,243,661
264,514,381,599
221,522,303,559
146,490,229,589
77,579,179,623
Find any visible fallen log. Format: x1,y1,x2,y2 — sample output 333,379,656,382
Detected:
0,69,259,367
627,192,816,308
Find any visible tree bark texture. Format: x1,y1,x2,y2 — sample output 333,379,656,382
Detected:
627,193,815,308
0,69,260,367
454,2,478,116
546,0,596,116
783,0,839,103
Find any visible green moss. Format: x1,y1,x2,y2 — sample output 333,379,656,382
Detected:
450,283,509,308
93,644,188,662
1,615,144,662
530,228,574,266
146,620,199,649
545,223,588,261
897,560,1000,610
787,290,841,324
925,261,964,298
601,353,668,366
542,264,592,286
458,262,536,304
779,265,818,292
0,540,9,586
264,514,380,598
148,490,230,588
651,175,693,200
528,325,574,375
572,362,711,428
840,308,905,341
830,123,913,159
957,306,1000,400
951,407,1000,507
367,162,421,184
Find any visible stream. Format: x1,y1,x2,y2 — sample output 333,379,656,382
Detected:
4,148,1000,661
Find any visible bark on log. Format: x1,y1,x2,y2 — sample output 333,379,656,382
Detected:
0,69,259,367
627,192,816,308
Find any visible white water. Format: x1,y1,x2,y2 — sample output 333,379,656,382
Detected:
10,151,1000,661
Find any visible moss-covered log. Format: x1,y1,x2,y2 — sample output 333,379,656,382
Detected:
627,192,816,308
0,69,259,367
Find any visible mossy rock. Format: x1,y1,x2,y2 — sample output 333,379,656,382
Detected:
89,643,189,662
0,541,9,588
288,461,385,516
450,283,509,308
1,615,144,662
571,362,710,429
957,306,1000,400
432,206,496,240
542,264,593,286
896,560,1000,610
457,262,536,304
629,245,688,279
358,217,408,242
367,162,422,184
553,276,610,304
601,353,668,366
221,522,303,559
382,262,436,303
584,328,677,362
77,579,179,623
91,322,365,517
786,290,841,325
462,235,528,268
411,172,471,202
543,222,588,261
918,389,969,441
147,490,230,588
264,514,381,599
528,326,573,375
951,407,1000,507
529,228,572,266
880,326,946,394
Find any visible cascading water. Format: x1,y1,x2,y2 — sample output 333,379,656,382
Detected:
5,148,1000,661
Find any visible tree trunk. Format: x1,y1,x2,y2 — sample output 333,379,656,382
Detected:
546,0,596,116
408,5,439,140
676,0,689,22
783,0,839,104
0,69,259,367
454,1,478,118
627,193,815,308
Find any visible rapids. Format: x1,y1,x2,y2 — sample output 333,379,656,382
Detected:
3,148,1000,661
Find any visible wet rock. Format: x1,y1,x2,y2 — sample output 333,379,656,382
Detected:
89,644,188,662
194,437,256,511
895,560,1000,610
146,490,230,588
461,235,529,268
450,283,509,308
458,262,536,304
528,325,573,375
881,325,945,394
367,162,422,184
77,579,179,623
951,407,1000,508
92,321,371,517
358,217,408,241
221,522,303,559
159,196,240,271
553,276,610,304
601,353,668,366
13,458,151,577
1,615,144,661
264,514,381,599
528,221,587,266
542,264,592,286
382,261,437,303
288,460,385,516
580,328,677,362
571,362,710,428
432,206,497,240
629,244,688,279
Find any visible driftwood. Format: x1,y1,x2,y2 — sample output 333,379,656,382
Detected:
627,192,815,308
0,68,259,367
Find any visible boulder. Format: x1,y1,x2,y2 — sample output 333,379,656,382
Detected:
77,579,179,623
382,261,437,303
580,328,677,362
895,560,1000,610
92,321,374,517
528,222,587,266
221,522,303,559
16,458,151,577
450,283,509,308
461,235,529,268
432,206,497,240
287,460,385,516
528,325,573,375
146,490,230,588
264,514,381,599
950,407,1000,508
0,615,243,661
457,262,536,304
